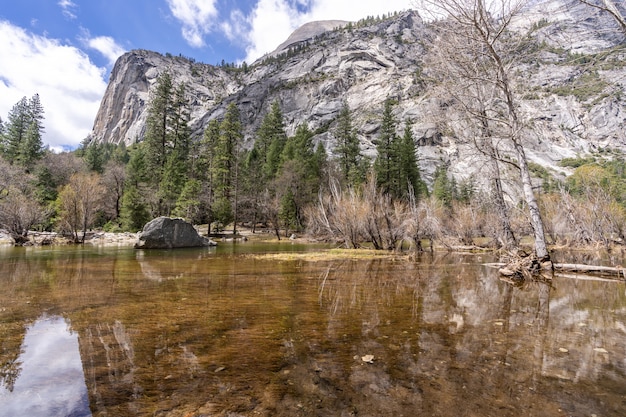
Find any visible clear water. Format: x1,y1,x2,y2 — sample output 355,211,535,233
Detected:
0,244,625,416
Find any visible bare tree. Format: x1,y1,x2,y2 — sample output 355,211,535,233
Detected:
0,188,47,244
419,0,551,267
57,172,105,243
102,160,127,222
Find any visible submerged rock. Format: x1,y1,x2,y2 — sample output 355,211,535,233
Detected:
134,217,216,249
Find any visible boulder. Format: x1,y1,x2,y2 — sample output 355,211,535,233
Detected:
134,217,216,249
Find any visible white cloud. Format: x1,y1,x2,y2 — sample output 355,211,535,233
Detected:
225,0,414,63
58,0,78,20
166,0,219,48
0,21,108,151
85,35,126,65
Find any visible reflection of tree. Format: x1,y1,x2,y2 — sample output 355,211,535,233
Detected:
0,324,23,392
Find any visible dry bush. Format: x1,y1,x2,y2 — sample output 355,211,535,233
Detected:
404,194,445,253
307,177,411,250
541,189,626,247
307,180,368,248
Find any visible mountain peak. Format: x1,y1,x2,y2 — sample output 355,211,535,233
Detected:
269,20,350,58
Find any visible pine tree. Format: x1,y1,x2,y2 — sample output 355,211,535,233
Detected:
144,71,174,178
334,102,363,185
200,119,221,233
120,145,150,230
432,164,456,208
170,83,191,159
2,94,45,169
373,99,398,195
158,149,187,215
173,179,202,223
214,104,242,201
254,101,287,180
397,123,426,200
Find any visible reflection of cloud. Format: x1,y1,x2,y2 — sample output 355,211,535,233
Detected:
0,315,90,417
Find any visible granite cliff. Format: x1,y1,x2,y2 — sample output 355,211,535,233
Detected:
89,0,626,183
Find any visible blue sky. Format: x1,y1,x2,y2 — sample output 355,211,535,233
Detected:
0,0,413,151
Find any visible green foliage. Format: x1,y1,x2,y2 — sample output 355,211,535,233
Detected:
559,156,596,168
432,164,455,208
254,101,287,181
158,149,187,215
279,189,299,232
120,144,151,230
173,179,202,223
528,162,561,193
397,123,427,201
120,183,150,232
143,72,191,187
334,102,366,186
212,196,233,231
372,100,424,201
549,71,608,102
373,99,398,195
1,94,45,170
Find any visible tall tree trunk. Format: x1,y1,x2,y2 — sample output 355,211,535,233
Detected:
514,142,549,260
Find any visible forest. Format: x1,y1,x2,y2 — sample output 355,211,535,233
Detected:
1,0,626,256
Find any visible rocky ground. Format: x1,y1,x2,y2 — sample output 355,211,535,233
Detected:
0,230,139,246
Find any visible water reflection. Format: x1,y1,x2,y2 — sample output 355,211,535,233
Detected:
0,246,624,416
0,315,91,417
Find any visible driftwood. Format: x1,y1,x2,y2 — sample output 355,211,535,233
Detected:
553,263,626,280
485,262,626,281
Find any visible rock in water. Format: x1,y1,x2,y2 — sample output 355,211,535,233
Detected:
134,217,216,249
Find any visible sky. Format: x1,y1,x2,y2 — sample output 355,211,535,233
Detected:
0,0,414,152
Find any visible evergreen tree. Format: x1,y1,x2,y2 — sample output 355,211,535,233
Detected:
173,179,202,223
279,189,298,234
254,101,287,180
432,163,456,208
334,102,364,185
3,95,45,169
120,145,150,230
158,149,187,215
84,142,106,173
397,123,426,200
170,83,191,159
144,71,174,177
373,99,398,195
214,103,242,201
200,119,221,233
120,184,150,231
22,93,45,167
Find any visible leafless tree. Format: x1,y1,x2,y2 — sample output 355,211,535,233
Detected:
101,160,127,221
419,0,551,266
56,172,105,243
0,188,47,244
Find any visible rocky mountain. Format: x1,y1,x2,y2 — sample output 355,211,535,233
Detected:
89,0,626,183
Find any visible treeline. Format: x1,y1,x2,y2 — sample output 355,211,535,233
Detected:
0,72,427,245
2,74,626,250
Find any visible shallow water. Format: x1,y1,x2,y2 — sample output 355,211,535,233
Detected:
0,244,625,416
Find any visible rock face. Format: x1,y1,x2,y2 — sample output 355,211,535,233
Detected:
134,217,216,249
90,0,626,185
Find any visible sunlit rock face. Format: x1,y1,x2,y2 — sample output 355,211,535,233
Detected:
90,0,626,185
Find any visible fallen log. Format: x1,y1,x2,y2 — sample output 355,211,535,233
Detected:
553,263,626,280
485,262,626,281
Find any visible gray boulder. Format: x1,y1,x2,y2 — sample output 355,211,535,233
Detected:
134,217,216,249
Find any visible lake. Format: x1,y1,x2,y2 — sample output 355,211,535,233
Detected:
0,243,625,416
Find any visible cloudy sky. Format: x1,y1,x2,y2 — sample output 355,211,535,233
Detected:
0,0,414,151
